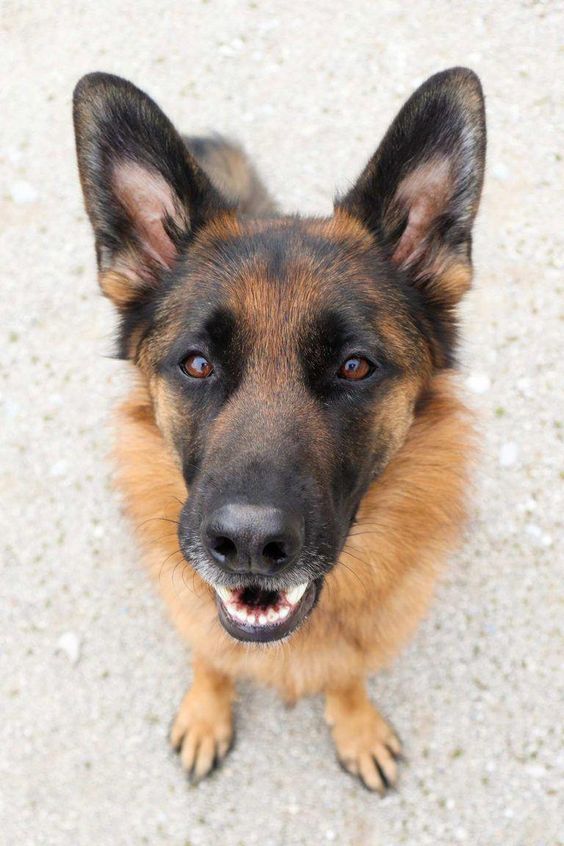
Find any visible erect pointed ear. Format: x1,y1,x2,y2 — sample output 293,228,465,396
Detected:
337,68,486,307
73,73,230,308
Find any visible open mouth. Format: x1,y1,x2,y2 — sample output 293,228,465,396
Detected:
214,581,319,643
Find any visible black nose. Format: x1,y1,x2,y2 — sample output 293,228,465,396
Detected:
203,504,304,576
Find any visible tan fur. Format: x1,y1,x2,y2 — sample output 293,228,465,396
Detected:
114,370,473,702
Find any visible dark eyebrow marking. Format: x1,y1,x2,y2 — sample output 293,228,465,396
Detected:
204,306,237,348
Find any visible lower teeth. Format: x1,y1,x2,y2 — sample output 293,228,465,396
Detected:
217,582,309,626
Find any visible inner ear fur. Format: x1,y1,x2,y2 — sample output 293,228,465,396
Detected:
73,72,229,308
337,67,486,307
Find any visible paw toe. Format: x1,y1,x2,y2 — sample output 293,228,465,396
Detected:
358,752,386,794
191,734,217,782
385,730,403,759
169,716,186,752
373,744,399,788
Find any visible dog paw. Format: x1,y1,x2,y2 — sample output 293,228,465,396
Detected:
326,692,402,794
170,686,233,782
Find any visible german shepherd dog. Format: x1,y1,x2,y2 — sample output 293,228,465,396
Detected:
73,68,485,792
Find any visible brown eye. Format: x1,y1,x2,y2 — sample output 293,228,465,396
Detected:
181,352,214,379
338,355,372,381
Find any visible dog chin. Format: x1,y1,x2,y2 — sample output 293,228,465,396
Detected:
213,579,322,644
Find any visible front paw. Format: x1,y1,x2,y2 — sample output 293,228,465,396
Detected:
326,689,402,794
170,685,233,782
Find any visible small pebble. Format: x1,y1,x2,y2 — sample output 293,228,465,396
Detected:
516,377,533,397
491,162,510,181
499,442,518,467
466,372,491,394
525,524,553,548
526,764,547,778
56,631,81,665
49,459,68,477
10,181,38,204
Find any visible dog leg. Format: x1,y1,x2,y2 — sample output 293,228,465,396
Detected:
170,656,235,782
325,680,402,794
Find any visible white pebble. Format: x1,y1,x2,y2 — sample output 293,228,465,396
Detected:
56,631,81,665
526,764,547,778
466,372,491,394
517,497,537,513
516,377,533,398
525,524,552,548
491,162,510,182
499,442,518,467
10,180,38,204
6,147,23,164
2,399,20,419
49,459,68,477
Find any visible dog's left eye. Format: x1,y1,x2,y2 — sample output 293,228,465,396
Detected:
337,355,373,381
180,352,214,379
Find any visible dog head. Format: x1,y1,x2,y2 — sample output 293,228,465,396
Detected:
74,69,485,643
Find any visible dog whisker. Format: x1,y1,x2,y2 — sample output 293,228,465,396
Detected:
136,515,181,531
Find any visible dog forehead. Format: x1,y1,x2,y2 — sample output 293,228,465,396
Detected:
152,213,419,367
185,215,384,323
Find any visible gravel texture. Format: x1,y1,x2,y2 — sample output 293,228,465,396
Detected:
1,2,562,844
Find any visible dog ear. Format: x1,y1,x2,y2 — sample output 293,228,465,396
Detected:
337,68,486,307
73,73,230,308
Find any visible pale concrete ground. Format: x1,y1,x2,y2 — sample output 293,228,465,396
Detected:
1,2,562,844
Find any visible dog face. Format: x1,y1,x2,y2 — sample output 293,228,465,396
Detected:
134,215,433,640
74,69,485,643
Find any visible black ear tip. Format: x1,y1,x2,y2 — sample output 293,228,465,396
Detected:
426,66,484,106
74,72,110,101
434,66,481,83
447,66,483,95
72,72,139,108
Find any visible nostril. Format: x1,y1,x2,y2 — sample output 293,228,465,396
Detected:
262,540,288,566
211,535,237,562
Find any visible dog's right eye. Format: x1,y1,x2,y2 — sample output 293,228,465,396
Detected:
180,352,214,379
337,355,373,381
